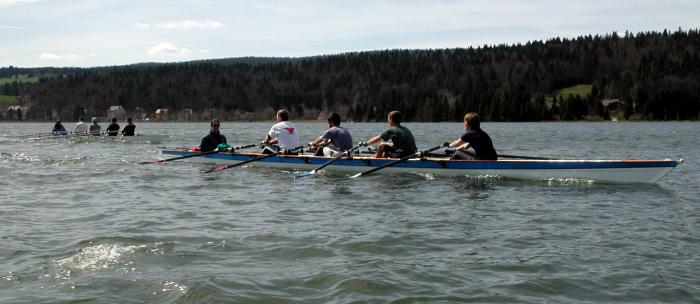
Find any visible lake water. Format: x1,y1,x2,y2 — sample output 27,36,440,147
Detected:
1,122,698,303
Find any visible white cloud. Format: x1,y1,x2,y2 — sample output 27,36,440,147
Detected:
199,49,210,54
39,52,78,60
132,22,151,29
0,0,39,7
156,20,225,30
147,42,192,57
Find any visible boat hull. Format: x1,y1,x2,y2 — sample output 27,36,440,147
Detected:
161,150,678,184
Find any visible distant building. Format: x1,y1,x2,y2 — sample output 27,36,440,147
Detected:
6,105,29,120
107,105,126,120
134,107,147,120
602,98,625,119
179,108,194,121
155,108,169,121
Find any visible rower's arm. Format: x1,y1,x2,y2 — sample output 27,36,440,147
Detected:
309,136,328,146
263,134,278,145
365,135,382,145
449,138,469,150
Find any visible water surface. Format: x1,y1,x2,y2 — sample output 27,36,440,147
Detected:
1,122,698,303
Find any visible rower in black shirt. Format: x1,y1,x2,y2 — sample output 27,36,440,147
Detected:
121,117,136,136
106,117,120,136
200,118,227,152
447,112,497,160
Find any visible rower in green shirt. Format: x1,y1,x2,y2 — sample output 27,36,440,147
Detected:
363,110,417,158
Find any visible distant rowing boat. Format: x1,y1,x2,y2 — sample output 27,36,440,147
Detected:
18,133,167,144
161,149,680,184
67,134,167,144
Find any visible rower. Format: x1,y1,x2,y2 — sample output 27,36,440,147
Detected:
363,110,417,158
73,117,89,135
262,109,300,154
89,117,101,136
52,120,67,135
309,112,353,156
446,112,497,160
106,117,120,136
121,117,136,136
200,119,226,152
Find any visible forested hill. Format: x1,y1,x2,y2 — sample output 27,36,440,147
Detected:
4,29,699,121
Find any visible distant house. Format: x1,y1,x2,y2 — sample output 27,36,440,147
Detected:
134,107,147,120
155,108,169,121
7,105,29,120
107,105,126,120
179,108,194,121
602,98,625,119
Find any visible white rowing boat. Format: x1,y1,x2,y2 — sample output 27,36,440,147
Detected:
160,148,681,184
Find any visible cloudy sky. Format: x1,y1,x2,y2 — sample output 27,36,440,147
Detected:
1,0,698,68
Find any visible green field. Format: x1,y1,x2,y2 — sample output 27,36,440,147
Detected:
0,74,39,85
552,84,592,98
0,95,16,105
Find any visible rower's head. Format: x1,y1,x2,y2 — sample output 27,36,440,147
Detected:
276,109,289,122
464,112,480,130
388,110,402,126
79,117,84,122
210,119,221,133
91,117,97,123
327,112,341,127
126,117,133,124
111,117,117,123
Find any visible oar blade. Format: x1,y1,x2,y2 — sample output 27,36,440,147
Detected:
200,165,227,174
349,173,362,179
294,170,316,179
138,159,164,165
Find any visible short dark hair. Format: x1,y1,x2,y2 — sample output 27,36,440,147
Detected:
388,110,402,124
277,109,289,121
211,118,221,126
111,117,117,122
327,112,341,126
464,112,480,129
126,117,133,123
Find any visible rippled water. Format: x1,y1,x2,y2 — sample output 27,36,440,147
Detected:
1,121,698,303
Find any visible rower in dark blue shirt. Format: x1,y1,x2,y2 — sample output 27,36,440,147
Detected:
52,120,67,135
447,112,497,160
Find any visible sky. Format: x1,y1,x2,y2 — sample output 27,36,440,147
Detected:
1,0,699,68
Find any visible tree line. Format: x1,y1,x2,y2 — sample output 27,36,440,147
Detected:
3,28,699,121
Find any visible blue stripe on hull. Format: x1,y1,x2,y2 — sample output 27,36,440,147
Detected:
162,151,677,170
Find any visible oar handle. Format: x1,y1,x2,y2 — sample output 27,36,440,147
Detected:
312,143,364,172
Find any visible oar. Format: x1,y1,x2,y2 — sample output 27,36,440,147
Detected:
349,145,443,179
25,132,82,141
201,144,309,174
4,132,54,138
138,144,256,165
295,142,364,178
458,149,555,160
